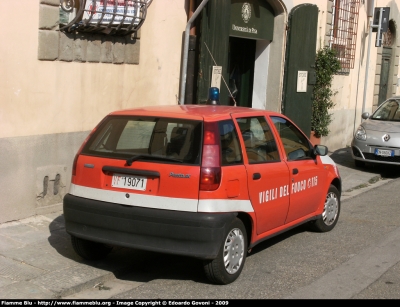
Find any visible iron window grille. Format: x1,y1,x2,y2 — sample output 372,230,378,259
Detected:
329,0,360,70
382,26,393,47
60,0,152,36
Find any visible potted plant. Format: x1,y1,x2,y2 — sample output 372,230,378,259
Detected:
311,47,341,143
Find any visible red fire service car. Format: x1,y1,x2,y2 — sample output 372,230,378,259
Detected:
63,104,341,285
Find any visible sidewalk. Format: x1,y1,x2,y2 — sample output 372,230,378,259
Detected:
329,147,397,200
0,147,396,299
0,213,141,298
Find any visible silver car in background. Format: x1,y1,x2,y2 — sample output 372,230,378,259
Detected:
352,96,400,167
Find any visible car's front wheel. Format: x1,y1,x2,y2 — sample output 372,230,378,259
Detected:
71,236,113,260
203,218,247,285
310,185,340,232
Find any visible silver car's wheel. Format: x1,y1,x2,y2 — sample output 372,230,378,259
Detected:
354,159,365,168
311,185,341,232
203,218,247,284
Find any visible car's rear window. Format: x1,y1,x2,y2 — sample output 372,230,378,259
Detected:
82,116,203,165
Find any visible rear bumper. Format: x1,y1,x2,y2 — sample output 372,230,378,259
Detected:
63,194,236,259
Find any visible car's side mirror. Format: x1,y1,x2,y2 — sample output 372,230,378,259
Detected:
313,145,328,156
362,112,370,120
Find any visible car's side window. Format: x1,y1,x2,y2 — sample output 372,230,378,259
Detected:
236,116,280,164
218,120,243,166
271,116,312,161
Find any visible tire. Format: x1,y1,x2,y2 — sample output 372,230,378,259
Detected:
354,159,365,168
203,218,247,285
71,235,113,260
311,185,340,232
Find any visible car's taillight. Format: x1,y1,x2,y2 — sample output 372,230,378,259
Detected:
200,122,221,191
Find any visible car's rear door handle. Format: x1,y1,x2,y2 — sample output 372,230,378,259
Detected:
253,173,261,180
292,168,299,175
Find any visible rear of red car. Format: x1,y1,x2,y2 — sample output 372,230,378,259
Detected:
63,107,240,261
63,105,342,285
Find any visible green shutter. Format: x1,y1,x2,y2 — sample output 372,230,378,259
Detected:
282,4,318,136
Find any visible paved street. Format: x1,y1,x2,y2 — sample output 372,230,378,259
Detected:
113,177,400,299
0,147,399,299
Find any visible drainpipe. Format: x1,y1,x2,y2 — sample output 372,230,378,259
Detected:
362,0,376,114
185,0,197,104
179,0,210,105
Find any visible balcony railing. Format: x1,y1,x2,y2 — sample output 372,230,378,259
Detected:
59,0,152,36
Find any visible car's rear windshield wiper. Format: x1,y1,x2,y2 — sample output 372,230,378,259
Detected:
126,154,182,166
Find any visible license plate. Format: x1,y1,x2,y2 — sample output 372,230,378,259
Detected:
374,148,394,157
111,173,147,191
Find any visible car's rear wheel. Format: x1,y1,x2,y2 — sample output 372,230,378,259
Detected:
71,236,113,260
203,218,247,285
354,159,365,168
310,185,340,232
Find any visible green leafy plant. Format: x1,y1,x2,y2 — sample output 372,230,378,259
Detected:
311,47,341,138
